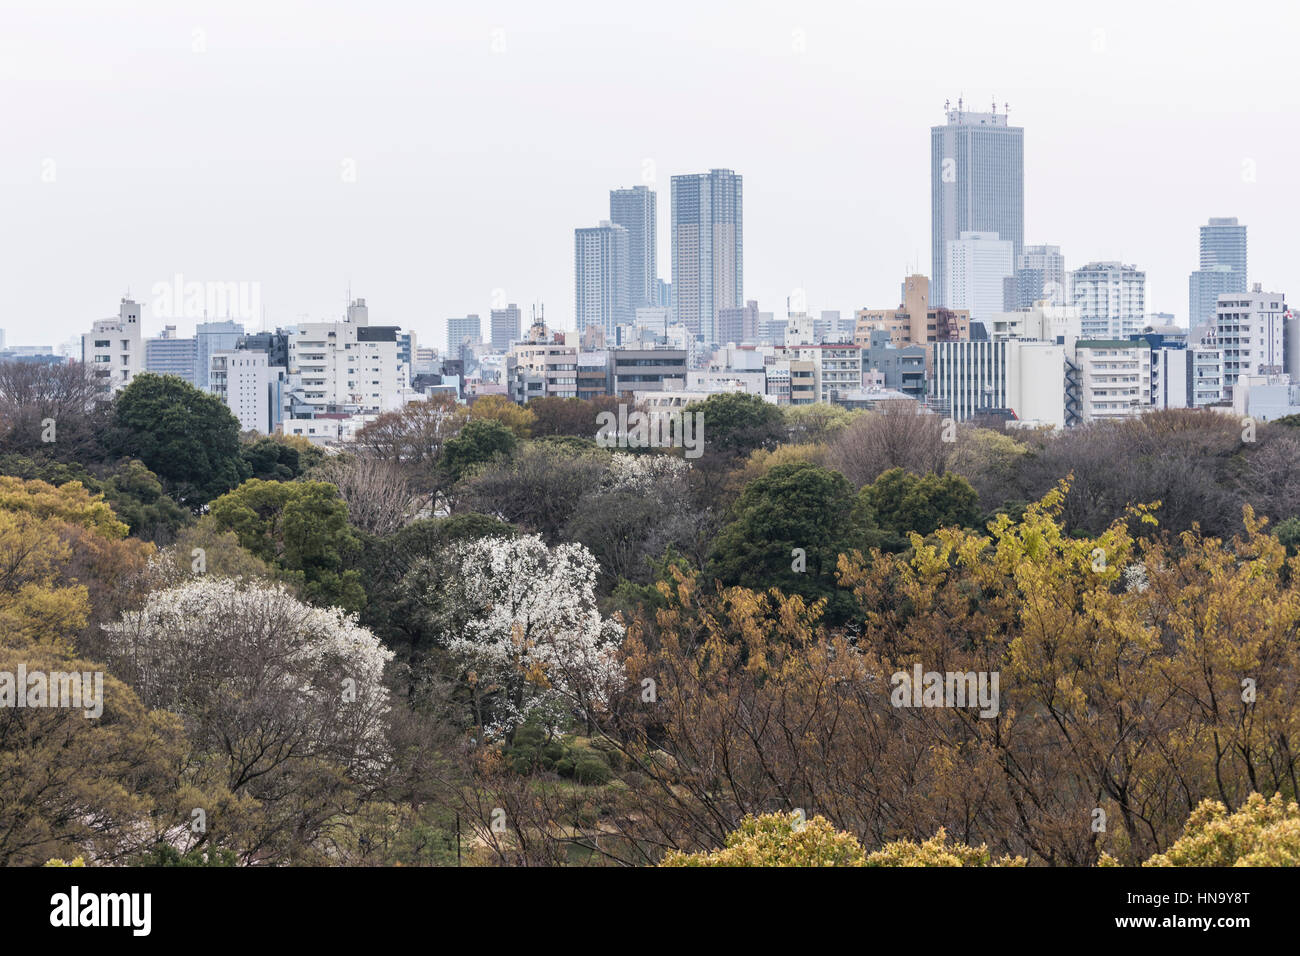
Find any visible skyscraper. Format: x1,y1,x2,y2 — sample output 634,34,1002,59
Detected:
575,221,631,339
609,185,657,311
1070,262,1146,340
931,100,1024,309
446,314,481,360
671,168,743,344
490,303,521,351
1189,217,1247,328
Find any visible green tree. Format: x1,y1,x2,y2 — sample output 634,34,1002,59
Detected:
208,479,365,610
690,391,786,459
857,467,981,549
241,435,323,481
110,373,249,506
441,419,518,486
705,461,863,623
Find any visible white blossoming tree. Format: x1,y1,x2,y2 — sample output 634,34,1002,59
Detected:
430,534,624,738
102,577,395,862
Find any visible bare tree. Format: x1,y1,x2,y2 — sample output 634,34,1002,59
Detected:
0,360,108,461
312,452,414,536
828,399,948,486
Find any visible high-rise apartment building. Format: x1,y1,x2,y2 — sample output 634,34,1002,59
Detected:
490,303,521,351
447,314,482,360
609,186,657,310
575,221,631,339
931,101,1023,308
671,169,743,344
1189,217,1248,327
1070,262,1146,340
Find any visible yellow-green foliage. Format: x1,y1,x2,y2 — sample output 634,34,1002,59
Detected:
1145,793,1300,867
864,828,1026,867
43,857,86,867
661,812,867,867
661,813,1028,867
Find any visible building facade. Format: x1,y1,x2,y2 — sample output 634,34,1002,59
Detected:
931,101,1024,308
671,168,743,344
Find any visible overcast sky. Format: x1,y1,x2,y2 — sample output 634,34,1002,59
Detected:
2,0,1296,351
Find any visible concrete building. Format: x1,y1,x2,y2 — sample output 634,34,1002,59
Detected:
717,300,759,345
854,274,971,365
82,297,142,393
1070,263,1146,340
931,100,1023,308
1075,340,1152,421
1007,244,1067,309
1232,374,1300,421
1215,284,1289,394
946,231,1015,326
860,329,927,400
609,185,657,310
575,221,632,339
611,347,688,395
288,299,407,414
195,319,245,391
932,338,1068,428
489,304,521,351
210,349,278,433
447,314,482,360
145,325,197,383
671,169,743,344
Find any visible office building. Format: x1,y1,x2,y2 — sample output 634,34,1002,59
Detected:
1070,262,1146,340
931,100,1024,307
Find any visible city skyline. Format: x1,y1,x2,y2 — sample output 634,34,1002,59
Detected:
3,1,1297,351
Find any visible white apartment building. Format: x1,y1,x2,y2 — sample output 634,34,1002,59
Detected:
287,298,408,414
82,297,142,392
1215,285,1289,395
1150,346,1225,409
775,343,863,404
210,350,278,433
1071,263,1146,340
1075,340,1152,421
945,231,1014,326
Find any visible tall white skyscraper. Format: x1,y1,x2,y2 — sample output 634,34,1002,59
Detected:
609,185,657,311
1070,262,1146,340
671,168,743,344
931,100,1024,308
575,221,631,339
946,231,1014,326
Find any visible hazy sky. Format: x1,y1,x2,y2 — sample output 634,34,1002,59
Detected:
2,0,1296,351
